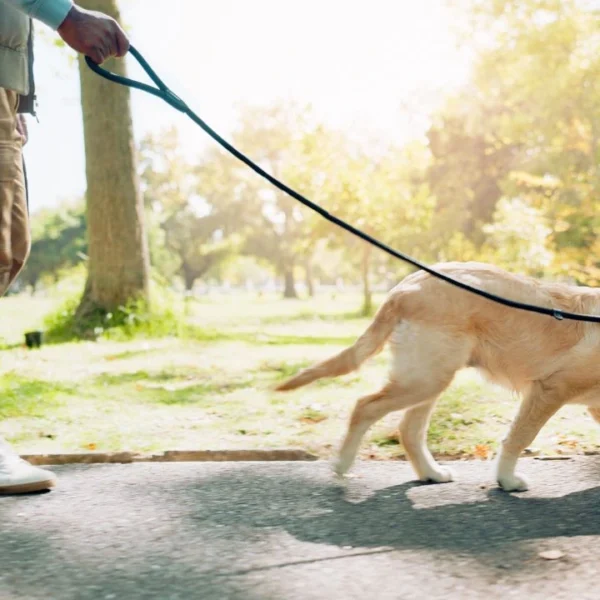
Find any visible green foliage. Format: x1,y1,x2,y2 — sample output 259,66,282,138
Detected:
438,0,600,283
231,103,324,298
479,197,554,274
139,127,243,291
19,201,87,292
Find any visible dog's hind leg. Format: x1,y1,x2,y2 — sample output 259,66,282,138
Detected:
334,384,401,476
334,378,455,477
400,400,453,483
588,407,600,425
335,324,472,477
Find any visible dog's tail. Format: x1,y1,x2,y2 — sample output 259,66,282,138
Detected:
275,295,400,392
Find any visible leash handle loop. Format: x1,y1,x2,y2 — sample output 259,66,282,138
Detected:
84,45,188,113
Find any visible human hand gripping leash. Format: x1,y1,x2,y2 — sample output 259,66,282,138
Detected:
86,46,600,324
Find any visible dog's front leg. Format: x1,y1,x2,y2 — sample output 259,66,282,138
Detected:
496,383,562,492
400,400,454,483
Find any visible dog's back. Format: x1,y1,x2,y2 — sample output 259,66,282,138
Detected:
277,262,596,393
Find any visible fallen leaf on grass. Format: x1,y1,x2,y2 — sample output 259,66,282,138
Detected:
474,444,491,459
557,437,579,449
299,415,328,424
299,406,328,424
539,550,564,560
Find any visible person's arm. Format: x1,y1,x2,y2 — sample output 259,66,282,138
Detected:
1,0,129,64
1,0,73,30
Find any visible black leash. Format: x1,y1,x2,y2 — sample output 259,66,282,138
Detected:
86,46,600,324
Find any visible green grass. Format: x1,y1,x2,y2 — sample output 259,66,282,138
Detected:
0,374,71,419
1,291,599,459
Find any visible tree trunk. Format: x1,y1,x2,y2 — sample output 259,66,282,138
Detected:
305,258,315,298
283,266,298,299
181,262,196,292
75,0,150,323
360,243,373,316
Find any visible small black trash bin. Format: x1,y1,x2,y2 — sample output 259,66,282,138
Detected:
24,331,43,348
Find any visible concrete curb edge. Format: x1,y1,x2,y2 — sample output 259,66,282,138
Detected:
21,449,320,466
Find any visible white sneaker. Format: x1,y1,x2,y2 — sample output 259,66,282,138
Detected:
0,442,57,494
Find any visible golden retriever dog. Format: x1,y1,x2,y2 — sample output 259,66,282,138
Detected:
276,262,600,492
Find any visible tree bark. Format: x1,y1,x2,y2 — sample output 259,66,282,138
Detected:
361,243,373,316
305,258,315,297
181,262,197,292
283,266,298,299
75,0,150,322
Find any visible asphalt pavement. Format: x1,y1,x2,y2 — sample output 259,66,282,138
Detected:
2,458,600,600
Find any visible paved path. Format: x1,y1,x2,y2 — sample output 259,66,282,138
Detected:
2,458,600,599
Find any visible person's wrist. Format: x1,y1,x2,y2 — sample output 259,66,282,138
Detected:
57,5,77,34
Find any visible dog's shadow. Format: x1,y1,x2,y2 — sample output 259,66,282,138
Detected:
187,463,600,568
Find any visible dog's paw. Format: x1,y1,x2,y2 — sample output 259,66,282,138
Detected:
420,466,455,484
332,457,352,478
497,473,529,492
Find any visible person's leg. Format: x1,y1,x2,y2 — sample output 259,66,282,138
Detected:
0,89,20,295
0,87,56,494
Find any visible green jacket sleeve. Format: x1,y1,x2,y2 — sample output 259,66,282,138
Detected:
1,0,73,30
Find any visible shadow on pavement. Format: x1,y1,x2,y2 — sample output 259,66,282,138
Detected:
184,465,600,571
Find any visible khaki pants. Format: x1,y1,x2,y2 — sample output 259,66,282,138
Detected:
0,88,29,296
